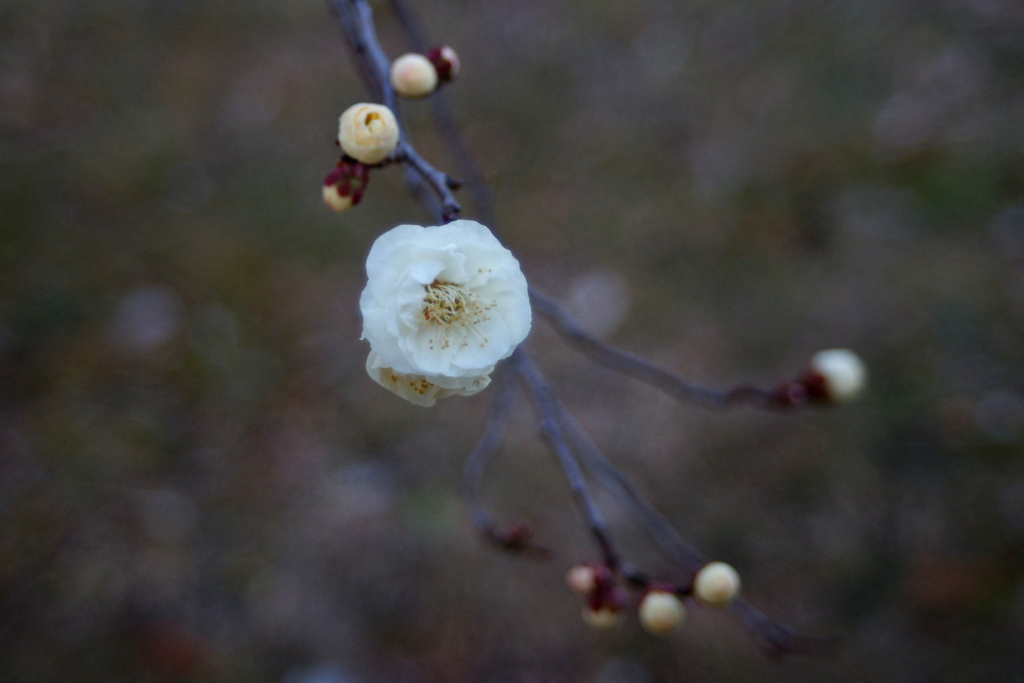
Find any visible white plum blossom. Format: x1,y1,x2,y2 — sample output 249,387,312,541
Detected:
360,220,531,406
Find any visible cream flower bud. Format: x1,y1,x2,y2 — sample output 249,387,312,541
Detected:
582,605,621,630
693,562,741,607
338,103,399,164
322,162,368,212
322,184,353,212
566,565,598,595
389,53,438,98
638,590,686,635
810,349,867,403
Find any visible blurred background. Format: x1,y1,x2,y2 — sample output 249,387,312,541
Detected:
2,0,1024,680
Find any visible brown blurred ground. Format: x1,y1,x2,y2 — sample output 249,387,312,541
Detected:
2,0,1024,681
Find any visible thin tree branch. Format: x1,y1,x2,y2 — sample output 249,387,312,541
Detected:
391,142,462,221
552,401,708,574
530,287,802,410
729,597,837,658
459,366,549,557
514,348,619,571
328,0,391,108
388,0,497,228
387,0,430,53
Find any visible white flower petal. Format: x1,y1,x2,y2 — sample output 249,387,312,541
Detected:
365,352,492,407
359,220,531,406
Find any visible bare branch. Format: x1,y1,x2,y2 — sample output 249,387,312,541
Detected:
391,142,462,221
729,598,838,658
530,287,804,410
459,366,549,557
514,349,620,571
327,0,392,109
387,0,430,53
552,401,708,574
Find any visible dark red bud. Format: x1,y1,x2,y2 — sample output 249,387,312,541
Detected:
800,369,830,402
426,45,459,82
323,167,345,186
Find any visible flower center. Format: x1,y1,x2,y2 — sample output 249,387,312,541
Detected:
422,280,498,351
364,112,385,134
423,280,481,326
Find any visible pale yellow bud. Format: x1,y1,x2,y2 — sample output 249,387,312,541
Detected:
638,591,686,635
322,184,353,212
810,349,867,403
389,53,438,98
582,605,621,630
337,103,399,164
693,562,741,607
565,565,597,595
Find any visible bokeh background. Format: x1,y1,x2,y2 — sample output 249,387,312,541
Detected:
3,0,1024,680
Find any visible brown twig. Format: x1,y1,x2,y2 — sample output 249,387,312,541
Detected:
513,349,619,570
529,287,805,410
459,366,550,558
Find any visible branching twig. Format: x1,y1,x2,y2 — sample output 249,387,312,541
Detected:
332,0,830,658
514,348,619,570
459,366,549,557
390,142,462,221
530,287,799,410
729,597,837,658
552,400,708,574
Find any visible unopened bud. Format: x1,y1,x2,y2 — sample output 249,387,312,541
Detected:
389,53,438,98
638,590,686,635
808,349,867,403
566,565,597,595
426,45,460,82
337,103,399,164
582,605,621,630
322,183,353,212
322,162,369,212
693,562,741,607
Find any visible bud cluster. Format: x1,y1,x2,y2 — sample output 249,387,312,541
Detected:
565,560,742,636
566,564,626,629
323,46,461,213
389,46,460,99
322,160,370,213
